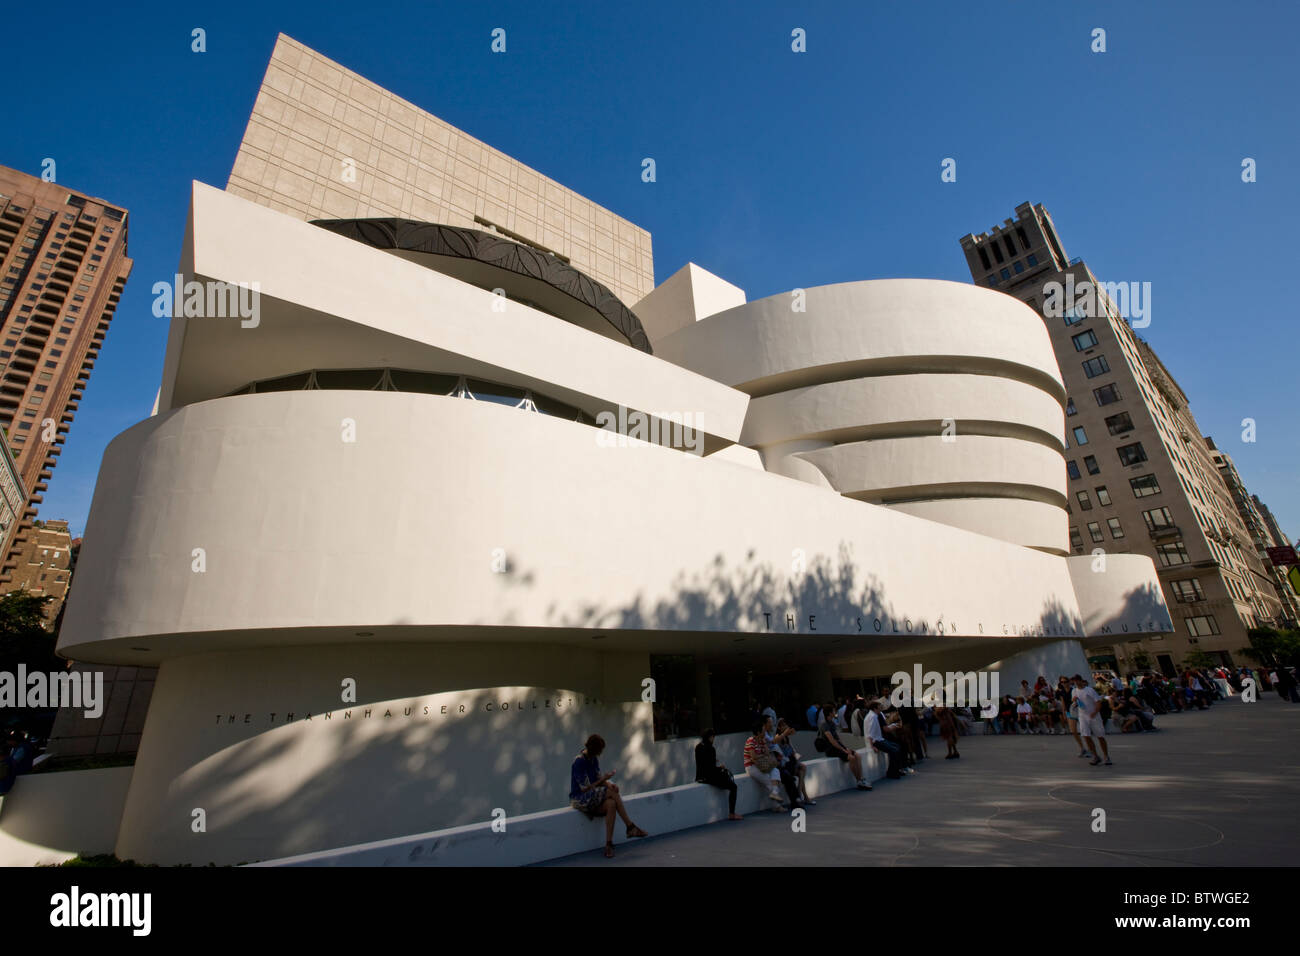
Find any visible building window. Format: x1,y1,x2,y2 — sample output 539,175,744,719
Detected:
1107,517,1124,539
1072,330,1099,351
1087,522,1105,543
1063,306,1087,326
1084,455,1100,475
1082,356,1110,378
1184,615,1220,637
1026,253,1037,267
1142,507,1175,531
1076,491,1093,511
1073,426,1089,445
1130,474,1160,497
1104,411,1134,435
1070,527,1084,552
992,242,1004,264
1117,442,1148,466
978,247,991,270
1067,460,1081,480
1170,579,1205,603
1092,385,1123,408
1013,260,1024,274
1155,540,1190,567
1004,235,1016,257
1066,397,1077,416
987,275,998,287
1095,485,1111,506
1000,268,1011,280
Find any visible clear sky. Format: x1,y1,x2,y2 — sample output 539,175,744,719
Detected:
4,0,1297,541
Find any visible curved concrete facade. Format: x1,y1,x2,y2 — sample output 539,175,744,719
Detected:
653,279,1065,400
654,280,1069,551
60,390,1085,664
54,183,1173,865
890,498,1068,553
741,374,1065,450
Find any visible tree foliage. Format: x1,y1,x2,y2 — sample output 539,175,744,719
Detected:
1246,627,1300,668
0,590,61,676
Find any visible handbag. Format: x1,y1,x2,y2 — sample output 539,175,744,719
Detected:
753,741,778,773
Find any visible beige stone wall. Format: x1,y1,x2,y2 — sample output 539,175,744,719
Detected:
227,34,653,307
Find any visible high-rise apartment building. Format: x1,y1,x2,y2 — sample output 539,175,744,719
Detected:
1207,441,1300,627
960,202,1279,673
0,441,25,564
3,517,76,625
1252,494,1295,554
0,168,132,580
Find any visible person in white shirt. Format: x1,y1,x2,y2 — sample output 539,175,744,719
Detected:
1072,674,1112,766
864,701,907,779
1015,697,1034,734
836,701,850,731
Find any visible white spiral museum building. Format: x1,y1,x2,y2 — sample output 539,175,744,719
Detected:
9,37,1174,866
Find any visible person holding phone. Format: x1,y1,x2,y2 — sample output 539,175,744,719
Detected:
569,733,649,858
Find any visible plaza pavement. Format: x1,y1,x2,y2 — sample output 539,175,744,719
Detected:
542,693,1299,866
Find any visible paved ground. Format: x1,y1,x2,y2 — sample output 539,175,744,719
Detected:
542,694,1300,866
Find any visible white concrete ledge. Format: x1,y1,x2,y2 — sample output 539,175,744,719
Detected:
0,766,134,867
249,747,891,867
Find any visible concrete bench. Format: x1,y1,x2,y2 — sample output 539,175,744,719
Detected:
250,747,891,867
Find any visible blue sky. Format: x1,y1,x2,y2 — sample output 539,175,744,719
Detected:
4,0,1298,541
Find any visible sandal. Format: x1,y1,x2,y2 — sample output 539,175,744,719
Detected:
626,825,649,839
604,842,615,858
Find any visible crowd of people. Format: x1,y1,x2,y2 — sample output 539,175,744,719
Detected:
684,698,952,822
990,665,1275,753
570,661,1291,857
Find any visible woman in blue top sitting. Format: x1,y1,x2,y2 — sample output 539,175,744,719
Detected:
570,733,648,858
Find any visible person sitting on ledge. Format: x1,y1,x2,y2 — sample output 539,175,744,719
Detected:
1129,693,1158,732
773,717,814,806
1015,696,1034,734
1111,692,1141,733
695,729,743,821
819,703,873,790
748,723,795,811
998,695,1018,734
865,699,907,779
570,733,648,858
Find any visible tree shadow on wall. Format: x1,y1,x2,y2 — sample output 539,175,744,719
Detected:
542,544,901,636
153,544,1107,864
